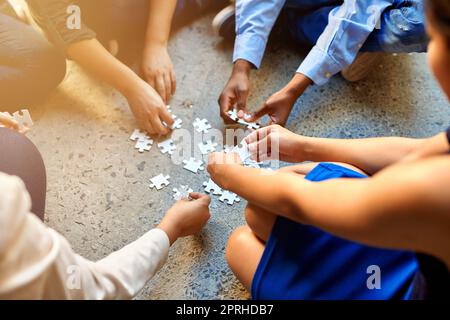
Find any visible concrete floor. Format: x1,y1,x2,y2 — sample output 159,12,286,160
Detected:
26,15,450,300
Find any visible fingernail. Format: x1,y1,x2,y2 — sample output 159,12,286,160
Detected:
244,114,252,120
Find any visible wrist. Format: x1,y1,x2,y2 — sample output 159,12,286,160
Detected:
157,220,180,246
144,41,168,52
233,59,253,76
120,73,146,98
285,73,312,97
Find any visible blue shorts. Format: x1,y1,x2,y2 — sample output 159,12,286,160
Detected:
251,163,418,300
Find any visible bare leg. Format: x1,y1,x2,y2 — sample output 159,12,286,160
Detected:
226,162,366,292
0,128,46,221
226,226,265,291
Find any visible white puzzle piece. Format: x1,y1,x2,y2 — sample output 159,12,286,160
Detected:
198,140,218,155
135,138,153,153
183,157,204,174
172,185,193,201
193,118,211,134
158,138,176,155
203,179,222,195
12,109,33,130
130,129,149,142
227,108,260,130
149,174,171,190
219,191,240,205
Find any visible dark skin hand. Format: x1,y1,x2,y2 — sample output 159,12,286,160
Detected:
248,73,313,126
219,59,313,126
218,59,253,124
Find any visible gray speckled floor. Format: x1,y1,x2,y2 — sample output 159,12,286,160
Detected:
26,15,450,300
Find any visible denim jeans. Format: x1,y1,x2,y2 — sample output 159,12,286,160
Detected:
0,13,66,110
283,0,428,53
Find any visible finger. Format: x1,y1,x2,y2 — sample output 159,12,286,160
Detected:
150,114,169,136
0,113,19,130
190,192,211,205
218,92,235,123
245,126,272,145
160,106,174,128
155,76,167,104
170,70,177,96
163,73,172,104
142,121,156,136
235,87,248,117
249,101,270,122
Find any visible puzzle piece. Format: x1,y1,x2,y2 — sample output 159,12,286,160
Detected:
149,174,170,190
193,118,211,134
12,109,33,130
223,145,234,154
227,108,260,130
244,158,261,169
130,129,150,142
203,179,222,195
227,109,239,121
219,191,240,205
135,138,153,153
198,140,218,155
158,138,176,155
171,117,183,129
172,185,193,201
183,157,204,174
231,140,251,162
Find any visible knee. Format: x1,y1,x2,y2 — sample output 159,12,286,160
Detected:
33,43,66,89
225,226,253,270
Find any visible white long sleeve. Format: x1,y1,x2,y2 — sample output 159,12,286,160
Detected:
0,173,170,300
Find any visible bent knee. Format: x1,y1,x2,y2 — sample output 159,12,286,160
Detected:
226,226,253,267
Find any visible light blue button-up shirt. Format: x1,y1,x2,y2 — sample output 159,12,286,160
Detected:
233,0,393,85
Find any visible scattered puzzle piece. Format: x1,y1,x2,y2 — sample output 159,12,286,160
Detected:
203,179,222,195
193,118,211,134
130,129,149,142
135,138,153,153
198,140,218,155
173,185,193,201
158,138,176,155
219,191,240,205
183,157,204,174
12,109,33,131
149,174,171,190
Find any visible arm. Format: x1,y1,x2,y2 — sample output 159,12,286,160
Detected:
219,0,286,121
142,0,178,103
246,125,450,174
208,155,450,267
66,39,173,136
0,174,210,299
249,0,394,125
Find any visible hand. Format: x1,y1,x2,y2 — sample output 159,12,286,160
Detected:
158,193,211,245
249,73,312,126
219,60,252,123
125,79,174,136
0,112,27,134
207,152,243,188
142,44,176,104
245,125,305,163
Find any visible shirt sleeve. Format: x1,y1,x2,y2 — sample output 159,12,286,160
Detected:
297,0,394,85
233,0,286,68
26,0,96,53
0,173,170,300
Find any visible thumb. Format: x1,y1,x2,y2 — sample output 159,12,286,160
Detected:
249,101,270,122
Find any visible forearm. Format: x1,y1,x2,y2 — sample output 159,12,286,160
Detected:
67,39,142,96
145,0,177,47
300,136,426,174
